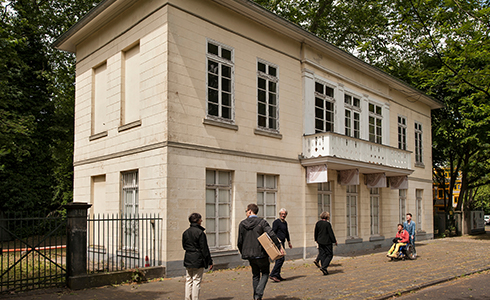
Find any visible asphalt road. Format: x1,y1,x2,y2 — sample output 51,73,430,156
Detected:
397,269,490,300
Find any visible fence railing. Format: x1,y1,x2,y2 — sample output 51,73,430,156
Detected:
87,214,162,274
0,211,66,294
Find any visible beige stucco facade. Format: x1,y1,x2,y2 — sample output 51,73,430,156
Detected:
55,0,441,275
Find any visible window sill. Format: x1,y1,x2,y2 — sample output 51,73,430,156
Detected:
415,162,425,168
254,128,282,139
345,237,363,244
89,131,108,141
369,235,385,242
118,120,142,132
210,249,239,257
203,118,238,131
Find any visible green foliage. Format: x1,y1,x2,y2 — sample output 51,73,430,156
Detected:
0,0,99,212
253,0,490,214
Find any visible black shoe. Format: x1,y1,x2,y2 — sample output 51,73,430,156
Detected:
278,276,285,281
270,276,280,282
321,269,329,275
313,260,321,268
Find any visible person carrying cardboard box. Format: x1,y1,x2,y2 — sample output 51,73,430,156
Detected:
237,203,284,300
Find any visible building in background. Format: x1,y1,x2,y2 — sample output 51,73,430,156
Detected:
433,168,462,212
54,0,442,276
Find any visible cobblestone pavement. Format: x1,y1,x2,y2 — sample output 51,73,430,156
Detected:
5,232,490,300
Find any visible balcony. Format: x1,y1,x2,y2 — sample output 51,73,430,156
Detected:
301,132,413,176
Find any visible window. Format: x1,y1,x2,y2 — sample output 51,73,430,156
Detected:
257,174,277,225
206,41,234,121
370,188,380,235
346,185,358,237
399,189,406,224
437,189,443,198
206,170,232,249
345,94,360,138
369,103,382,144
398,116,407,150
121,171,139,250
315,82,335,133
415,122,423,164
93,62,108,134
416,189,423,231
318,182,332,220
122,44,140,125
257,60,278,130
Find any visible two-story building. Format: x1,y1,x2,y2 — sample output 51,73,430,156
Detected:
54,0,442,276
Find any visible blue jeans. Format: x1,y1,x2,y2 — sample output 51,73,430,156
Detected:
270,242,285,278
410,237,416,254
249,257,270,300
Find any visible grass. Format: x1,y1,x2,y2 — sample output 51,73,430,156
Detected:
0,245,66,293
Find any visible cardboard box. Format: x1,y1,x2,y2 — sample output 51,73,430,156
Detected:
257,232,284,261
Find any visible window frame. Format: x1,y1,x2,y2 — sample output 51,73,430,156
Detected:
318,182,332,221
415,122,423,165
314,81,335,133
370,188,380,236
205,169,232,250
206,39,235,123
368,102,382,144
121,170,139,251
346,185,358,238
257,59,279,132
398,115,407,150
399,189,407,224
344,93,361,139
416,189,423,231
257,174,278,225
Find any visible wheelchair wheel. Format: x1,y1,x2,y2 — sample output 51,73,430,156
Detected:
405,244,415,260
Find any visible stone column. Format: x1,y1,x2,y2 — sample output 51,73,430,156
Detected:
64,202,92,289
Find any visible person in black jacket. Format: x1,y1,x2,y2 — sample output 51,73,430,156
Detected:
182,213,213,300
314,211,337,275
269,208,292,282
237,203,284,300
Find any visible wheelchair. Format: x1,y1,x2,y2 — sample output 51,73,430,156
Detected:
390,242,415,261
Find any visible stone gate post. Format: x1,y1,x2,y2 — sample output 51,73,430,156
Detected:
64,202,92,289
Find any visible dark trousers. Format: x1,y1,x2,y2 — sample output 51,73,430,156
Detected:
270,241,285,278
249,257,270,300
318,243,333,272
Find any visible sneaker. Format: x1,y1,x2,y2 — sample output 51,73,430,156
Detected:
269,276,280,282
313,260,321,268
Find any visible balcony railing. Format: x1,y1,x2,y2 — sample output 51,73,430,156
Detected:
303,132,411,170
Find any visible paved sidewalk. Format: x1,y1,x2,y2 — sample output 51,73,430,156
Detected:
5,232,490,300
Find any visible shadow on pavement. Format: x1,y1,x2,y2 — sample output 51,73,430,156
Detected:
206,297,234,300
268,296,301,300
280,275,306,281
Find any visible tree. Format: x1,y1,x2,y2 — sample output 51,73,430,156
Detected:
253,0,490,229
0,0,99,212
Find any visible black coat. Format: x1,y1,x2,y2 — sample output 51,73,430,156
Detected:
182,223,213,269
237,216,281,259
314,219,336,245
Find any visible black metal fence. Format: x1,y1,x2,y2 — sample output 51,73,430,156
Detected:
0,211,66,294
87,214,162,273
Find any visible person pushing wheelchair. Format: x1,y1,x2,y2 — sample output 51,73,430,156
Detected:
387,223,409,258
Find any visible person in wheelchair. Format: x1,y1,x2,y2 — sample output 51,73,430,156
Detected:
387,223,409,258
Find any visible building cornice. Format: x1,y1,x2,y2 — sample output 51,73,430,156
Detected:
53,0,442,109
